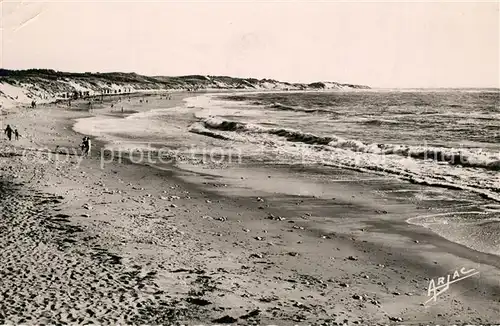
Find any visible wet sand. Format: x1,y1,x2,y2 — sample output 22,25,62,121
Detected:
1,94,500,324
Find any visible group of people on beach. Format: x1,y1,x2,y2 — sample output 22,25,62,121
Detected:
5,123,91,157
4,125,20,141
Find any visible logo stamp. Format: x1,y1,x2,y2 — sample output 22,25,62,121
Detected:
425,267,480,305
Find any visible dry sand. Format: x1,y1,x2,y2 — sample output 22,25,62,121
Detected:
1,94,500,325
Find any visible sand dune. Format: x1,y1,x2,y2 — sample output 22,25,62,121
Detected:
0,69,369,113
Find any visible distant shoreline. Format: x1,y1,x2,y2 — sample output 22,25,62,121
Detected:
0,68,370,113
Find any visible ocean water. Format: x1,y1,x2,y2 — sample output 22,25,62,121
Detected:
188,90,500,202
74,89,500,255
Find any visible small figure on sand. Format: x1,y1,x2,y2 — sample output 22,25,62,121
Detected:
80,137,86,152
31,100,36,109
14,129,19,141
4,124,13,141
80,136,91,156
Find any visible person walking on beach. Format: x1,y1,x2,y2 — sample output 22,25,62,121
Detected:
80,137,87,153
4,124,13,141
80,136,91,156
85,137,91,156
14,129,19,141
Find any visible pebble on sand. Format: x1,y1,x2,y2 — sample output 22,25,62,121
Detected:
212,315,238,323
240,308,260,319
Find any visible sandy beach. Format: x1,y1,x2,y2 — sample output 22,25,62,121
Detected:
1,93,500,325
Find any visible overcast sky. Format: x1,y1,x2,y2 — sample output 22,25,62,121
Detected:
1,1,498,88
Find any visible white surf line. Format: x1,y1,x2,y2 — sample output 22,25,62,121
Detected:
123,103,195,120
324,160,500,203
314,177,394,182
406,211,490,226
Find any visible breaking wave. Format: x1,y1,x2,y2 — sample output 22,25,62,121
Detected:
195,117,500,172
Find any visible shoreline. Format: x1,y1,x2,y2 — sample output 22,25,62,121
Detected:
1,94,500,324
